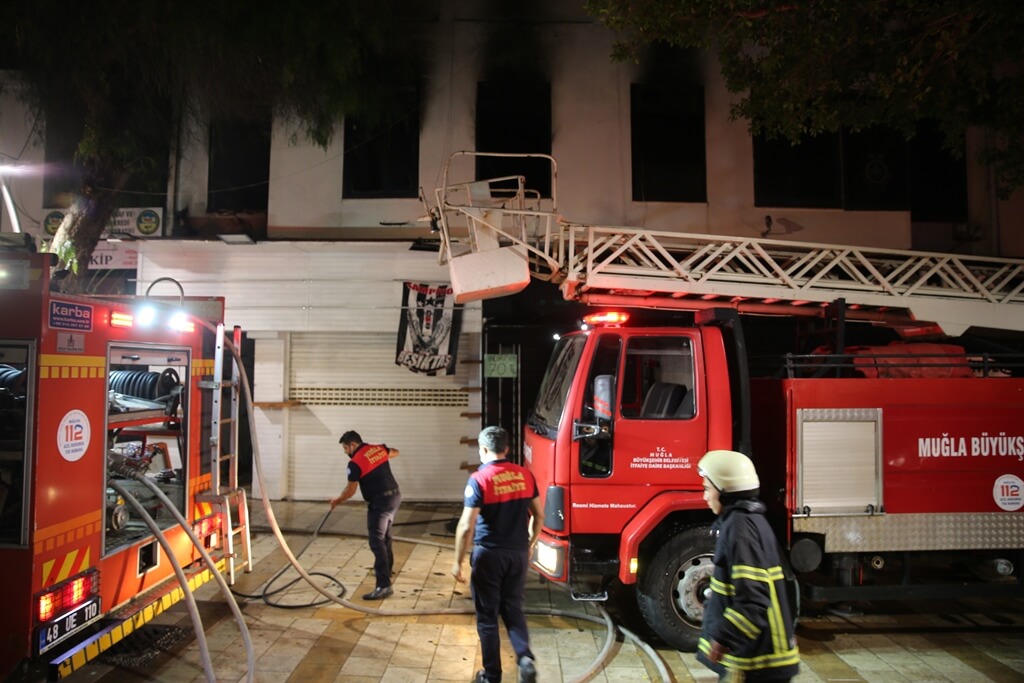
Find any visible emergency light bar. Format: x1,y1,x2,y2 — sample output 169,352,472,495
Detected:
109,306,194,332
580,311,630,328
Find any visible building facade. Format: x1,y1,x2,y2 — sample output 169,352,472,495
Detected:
2,0,1023,500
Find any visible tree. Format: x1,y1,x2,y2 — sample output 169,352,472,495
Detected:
1,1,417,286
586,0,1024,196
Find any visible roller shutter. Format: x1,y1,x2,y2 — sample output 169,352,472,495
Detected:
287,331,479,501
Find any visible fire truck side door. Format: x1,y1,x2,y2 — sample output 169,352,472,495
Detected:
611,333,706,486
573,333,620,478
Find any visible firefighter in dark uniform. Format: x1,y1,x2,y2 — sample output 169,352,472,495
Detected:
452,426,541,683
696,449,800,682
330,430,402,600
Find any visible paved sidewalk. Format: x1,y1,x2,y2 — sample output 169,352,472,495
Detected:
76,498,1024,683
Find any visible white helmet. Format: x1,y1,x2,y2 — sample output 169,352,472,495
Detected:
698,450,760,493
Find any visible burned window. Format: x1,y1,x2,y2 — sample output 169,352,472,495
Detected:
754,125,930,212
343,86,420,199
631,83,707,203
476,81,552,198
208,115,271,212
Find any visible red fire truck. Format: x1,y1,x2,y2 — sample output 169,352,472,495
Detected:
0,251,249,680
521,306,1023,648
429,152,1024,650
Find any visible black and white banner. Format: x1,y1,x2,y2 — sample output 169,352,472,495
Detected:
396,282,463,376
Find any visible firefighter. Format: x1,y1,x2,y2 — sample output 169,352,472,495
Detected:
696,450,800,682
451,426,541,683
330,430,402,600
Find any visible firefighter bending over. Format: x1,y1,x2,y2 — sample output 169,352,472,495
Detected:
331,430,402,600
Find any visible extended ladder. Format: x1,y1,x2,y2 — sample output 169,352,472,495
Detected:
431,152,1024,335
197,324,252,584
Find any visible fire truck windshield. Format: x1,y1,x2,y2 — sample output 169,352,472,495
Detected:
529,334,586,433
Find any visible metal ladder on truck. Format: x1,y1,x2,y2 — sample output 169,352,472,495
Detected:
430,151,1024,336
197,324,252,584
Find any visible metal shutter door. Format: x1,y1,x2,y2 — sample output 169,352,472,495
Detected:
287,331,480,501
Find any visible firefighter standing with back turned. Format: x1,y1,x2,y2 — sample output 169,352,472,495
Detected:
452,426,541,683
696,449,800,682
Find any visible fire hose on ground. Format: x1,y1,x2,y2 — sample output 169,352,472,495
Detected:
107,476,255,683
140,314,676,683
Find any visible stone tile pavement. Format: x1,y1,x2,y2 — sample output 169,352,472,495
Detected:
71,498,1024,683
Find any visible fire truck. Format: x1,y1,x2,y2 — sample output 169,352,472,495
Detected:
428,152,1024,650
0,251,250,680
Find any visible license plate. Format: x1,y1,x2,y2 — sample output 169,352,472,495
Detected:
37,598,101,655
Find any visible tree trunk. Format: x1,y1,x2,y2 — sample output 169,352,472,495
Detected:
49,163,129,293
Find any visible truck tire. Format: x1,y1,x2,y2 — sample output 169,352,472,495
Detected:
636,526,716,651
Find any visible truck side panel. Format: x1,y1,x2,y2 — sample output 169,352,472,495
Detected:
753,377,1024,553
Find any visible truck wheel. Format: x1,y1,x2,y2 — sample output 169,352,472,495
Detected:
636,526,716,651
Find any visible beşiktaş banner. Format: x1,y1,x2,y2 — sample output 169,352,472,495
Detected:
396,282,463,376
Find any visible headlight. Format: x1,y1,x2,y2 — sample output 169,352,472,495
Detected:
534,540,565,578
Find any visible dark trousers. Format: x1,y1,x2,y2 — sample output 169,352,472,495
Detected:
470,545,533,682
366,491,401,588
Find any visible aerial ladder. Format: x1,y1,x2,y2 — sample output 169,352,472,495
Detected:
427,151,1024,336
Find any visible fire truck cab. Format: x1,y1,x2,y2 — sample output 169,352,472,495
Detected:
0,252,247,680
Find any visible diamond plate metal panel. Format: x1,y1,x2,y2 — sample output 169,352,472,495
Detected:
793,513,1024,552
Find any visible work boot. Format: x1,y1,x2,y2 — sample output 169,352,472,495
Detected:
361,586,393,600
518,655,537,683
470,670,492,683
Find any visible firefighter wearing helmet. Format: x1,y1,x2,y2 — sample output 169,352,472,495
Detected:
696,450,800,682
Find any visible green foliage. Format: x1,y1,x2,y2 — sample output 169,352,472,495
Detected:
586,0,1024,195
4,1,415,158
49,238,78,275
1,1,419,277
